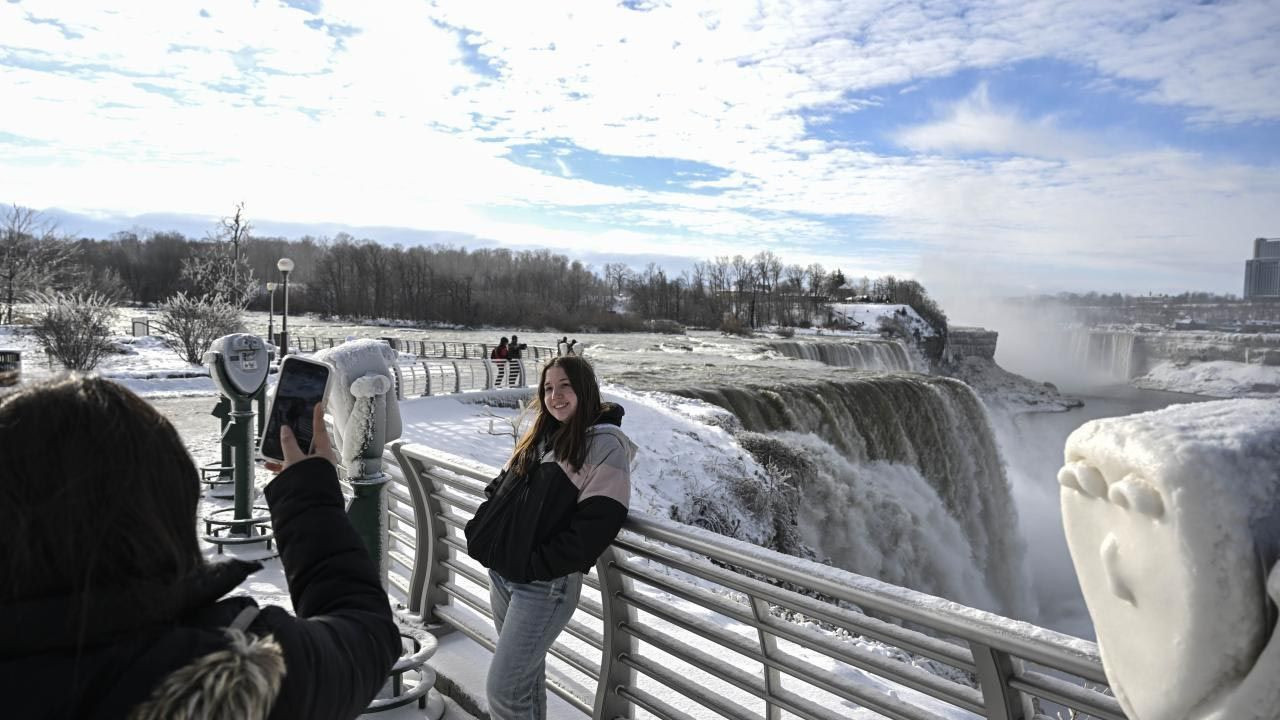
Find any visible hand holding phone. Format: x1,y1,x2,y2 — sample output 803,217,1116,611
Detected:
265,400,337,473
259,356,334,466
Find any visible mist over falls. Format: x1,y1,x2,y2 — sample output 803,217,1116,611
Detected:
671,374,1034,619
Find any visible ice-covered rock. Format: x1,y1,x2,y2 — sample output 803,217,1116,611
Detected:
1059,399,1280,719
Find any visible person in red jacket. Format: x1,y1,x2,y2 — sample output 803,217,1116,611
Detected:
0,375,400,719
491,337,510,386
465,355,636,719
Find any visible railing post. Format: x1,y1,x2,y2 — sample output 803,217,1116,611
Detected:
451,360,461,393
971,642,1027,720
593,547,637,719
422,361,432,396
390,363,405,401
389,443,453,632
749,596,782,720
483,359,494,390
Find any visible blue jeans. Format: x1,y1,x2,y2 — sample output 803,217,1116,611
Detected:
487,570,582,720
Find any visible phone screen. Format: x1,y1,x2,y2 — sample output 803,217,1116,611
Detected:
260,359,329,461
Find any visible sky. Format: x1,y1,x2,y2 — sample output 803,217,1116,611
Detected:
1,0,1278,297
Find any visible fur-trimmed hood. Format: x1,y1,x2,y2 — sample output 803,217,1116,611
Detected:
129,607,285,720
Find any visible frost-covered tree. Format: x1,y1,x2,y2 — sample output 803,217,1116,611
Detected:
1,205,77,324
154,205,255,364
30,291,117,371
153,292,243,364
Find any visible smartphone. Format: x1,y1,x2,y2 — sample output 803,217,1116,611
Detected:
259,356,334,463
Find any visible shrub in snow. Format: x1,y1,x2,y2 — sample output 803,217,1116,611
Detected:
30,291,116,371
153,292,244,364
719,313,753,337
775,326,795,339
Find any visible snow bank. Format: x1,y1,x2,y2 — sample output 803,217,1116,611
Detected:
394,384,772,534
826,303,936,336
1059,399,1280,719
1133,360,1280,399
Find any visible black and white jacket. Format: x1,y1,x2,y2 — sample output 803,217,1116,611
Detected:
466,403,636,583
0,458,401,720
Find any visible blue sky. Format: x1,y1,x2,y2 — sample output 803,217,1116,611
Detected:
1,0,1277,299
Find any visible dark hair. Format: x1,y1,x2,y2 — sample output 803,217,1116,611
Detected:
0,375,204,604
509,356,602,477
499,337,509,345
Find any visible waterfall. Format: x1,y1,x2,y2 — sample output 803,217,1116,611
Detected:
673,375,1033,618
767,339,916,372
1068,330,1141,381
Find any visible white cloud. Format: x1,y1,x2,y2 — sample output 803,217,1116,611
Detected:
892,83,1111,159
0,0,1277,294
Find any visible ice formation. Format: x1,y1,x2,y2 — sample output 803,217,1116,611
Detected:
1059,399,1280,720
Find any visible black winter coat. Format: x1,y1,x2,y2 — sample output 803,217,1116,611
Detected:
465,403,635,583
0,457,402,719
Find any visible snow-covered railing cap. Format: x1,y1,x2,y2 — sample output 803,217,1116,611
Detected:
1061,398,1280,720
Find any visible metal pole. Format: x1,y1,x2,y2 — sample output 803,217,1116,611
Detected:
230,394,256,535
346,389,389,582
280,270,290,356
267,284,275,347
215,396,233,483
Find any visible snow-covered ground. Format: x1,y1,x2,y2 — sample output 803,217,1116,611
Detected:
1133,360,1280,398
827,303,937,336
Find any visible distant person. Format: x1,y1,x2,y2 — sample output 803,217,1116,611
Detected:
465,356,635,719
507,335,527,360
507,335,528,386
491,337,510,386
0,375,400,719
557,336,569,356
565,338,578,356
490,337,510,361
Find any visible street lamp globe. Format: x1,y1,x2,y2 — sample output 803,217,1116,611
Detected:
277,258,295,274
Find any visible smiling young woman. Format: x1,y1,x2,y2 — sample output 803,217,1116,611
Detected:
464,355,637,719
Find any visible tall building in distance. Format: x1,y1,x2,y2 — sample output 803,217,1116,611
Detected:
1244,237,1280,298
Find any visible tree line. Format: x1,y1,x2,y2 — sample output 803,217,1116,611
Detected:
4,204,949,341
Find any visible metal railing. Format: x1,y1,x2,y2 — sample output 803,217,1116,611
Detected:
287,335,557,361
391,358,536,398
381,444,1125,720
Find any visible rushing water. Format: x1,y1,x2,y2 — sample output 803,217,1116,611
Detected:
672,375,1033,617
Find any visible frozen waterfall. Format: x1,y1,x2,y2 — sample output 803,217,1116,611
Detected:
674,375,1034,618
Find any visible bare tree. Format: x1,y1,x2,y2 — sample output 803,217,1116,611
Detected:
218,201,252,288
0,205,76,323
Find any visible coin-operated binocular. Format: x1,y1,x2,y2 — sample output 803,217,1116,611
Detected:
203,334,271,545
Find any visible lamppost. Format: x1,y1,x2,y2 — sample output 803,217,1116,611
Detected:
266,282,277,350
277,258,294,356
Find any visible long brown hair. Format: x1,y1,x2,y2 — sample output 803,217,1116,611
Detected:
0,375,204,603
509,355,602,477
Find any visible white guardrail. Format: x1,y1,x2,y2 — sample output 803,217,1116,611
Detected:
377,444,1125,720
391,358,538,397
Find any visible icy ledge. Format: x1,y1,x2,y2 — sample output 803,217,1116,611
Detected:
1059,399,1280,720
